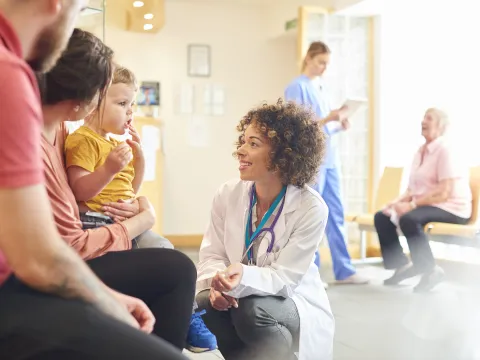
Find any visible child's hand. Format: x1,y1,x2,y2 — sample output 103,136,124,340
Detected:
127,124,141,145
126,124,143,160
104,143,133,175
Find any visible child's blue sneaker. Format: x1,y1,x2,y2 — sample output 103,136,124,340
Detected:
186,310,217,353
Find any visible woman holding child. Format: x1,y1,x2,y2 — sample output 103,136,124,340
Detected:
39,28,216,354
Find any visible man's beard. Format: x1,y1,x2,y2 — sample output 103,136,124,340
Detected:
28,24,70,73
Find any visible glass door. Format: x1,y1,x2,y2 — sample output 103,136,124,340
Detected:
76,0,105,41
297,7,373,243
67,1,106,134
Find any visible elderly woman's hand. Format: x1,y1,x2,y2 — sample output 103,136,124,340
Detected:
393,201,414,217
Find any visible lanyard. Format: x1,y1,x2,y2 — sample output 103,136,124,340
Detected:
245,185,287,262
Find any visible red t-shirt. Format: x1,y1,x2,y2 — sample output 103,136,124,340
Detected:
0,12,44,286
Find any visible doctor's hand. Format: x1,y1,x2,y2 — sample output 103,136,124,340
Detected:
209,288,238,311
213,263,244,292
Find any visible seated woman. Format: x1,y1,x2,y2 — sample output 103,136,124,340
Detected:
38,28,198,352
195,100,335,360
374,108,471,292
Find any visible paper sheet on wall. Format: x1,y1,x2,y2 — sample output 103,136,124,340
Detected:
203,84,225,116
179,83,194,114
187,116,209,148
142,125,160,182
203,84,213,115
212,85,225,115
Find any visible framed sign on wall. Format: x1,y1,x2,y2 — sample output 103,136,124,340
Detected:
187,44,211,77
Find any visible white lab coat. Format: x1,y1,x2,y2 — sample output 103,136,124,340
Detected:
197,179,335,360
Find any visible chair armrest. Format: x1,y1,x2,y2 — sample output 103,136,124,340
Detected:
354,214,374,227
345,213,358,222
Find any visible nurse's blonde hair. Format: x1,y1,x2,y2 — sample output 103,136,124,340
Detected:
425,107,449,135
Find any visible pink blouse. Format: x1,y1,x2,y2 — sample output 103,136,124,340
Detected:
408,137,471,219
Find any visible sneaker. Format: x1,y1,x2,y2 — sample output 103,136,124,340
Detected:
186,310,217,353
413,266,445,293
336,274,369,285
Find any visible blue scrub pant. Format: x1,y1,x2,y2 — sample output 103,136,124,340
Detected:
313,166,356,280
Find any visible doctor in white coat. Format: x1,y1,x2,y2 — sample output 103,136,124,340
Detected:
195,100,335,360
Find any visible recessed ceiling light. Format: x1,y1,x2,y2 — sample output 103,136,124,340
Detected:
144,13,154,20
133,1,144,7
144,24,153,30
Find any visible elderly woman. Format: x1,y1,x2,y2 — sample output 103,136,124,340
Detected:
374,108,471,292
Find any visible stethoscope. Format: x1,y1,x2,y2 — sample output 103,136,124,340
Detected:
241,184,287,266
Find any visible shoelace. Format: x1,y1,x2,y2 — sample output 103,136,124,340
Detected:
190,310,209,335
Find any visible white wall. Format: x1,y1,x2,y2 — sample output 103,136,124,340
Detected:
377,0,480,177
104,0,327,234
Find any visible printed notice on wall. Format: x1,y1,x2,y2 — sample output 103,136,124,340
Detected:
203,84,225,116
142,125,160,181
187,116,209,148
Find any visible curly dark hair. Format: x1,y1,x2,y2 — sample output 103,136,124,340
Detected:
235,99,326,187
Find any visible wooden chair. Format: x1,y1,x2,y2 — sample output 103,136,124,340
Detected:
424,167,480,247
348,167,404,263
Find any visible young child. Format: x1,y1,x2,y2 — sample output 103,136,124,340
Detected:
64,66,218,353
65,66,172,248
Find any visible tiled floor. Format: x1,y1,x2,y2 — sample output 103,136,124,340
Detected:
181,249,480,360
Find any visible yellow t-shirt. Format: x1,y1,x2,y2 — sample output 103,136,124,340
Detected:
64,125,135,213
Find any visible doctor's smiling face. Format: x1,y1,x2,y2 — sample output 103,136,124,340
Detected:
235,100,326,188
236,123,274,182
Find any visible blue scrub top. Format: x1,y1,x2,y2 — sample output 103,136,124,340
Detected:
284,75,340,169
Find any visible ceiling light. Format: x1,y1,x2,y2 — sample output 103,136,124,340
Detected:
144,13,154,20
144,24,153,30
133,1,144,7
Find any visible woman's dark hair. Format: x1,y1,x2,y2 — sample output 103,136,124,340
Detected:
36,28,114,108
235,99,326,187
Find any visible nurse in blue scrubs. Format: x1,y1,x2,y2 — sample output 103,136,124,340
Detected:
285,41,368,285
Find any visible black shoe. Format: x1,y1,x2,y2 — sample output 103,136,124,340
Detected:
384,265,420,286
413,266,445,293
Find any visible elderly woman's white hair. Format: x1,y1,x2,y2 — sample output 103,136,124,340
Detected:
425,107,449,135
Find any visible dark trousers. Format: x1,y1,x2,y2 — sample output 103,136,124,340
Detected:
196,290,300,360
374,206,469,272
0,248,195,360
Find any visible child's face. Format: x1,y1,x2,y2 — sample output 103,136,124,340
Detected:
101,83,136,136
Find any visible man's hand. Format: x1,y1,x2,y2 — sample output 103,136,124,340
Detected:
104,143,133,175
102,198,140,222
209,288,238,311
111,290,155,333
212,263,244,293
